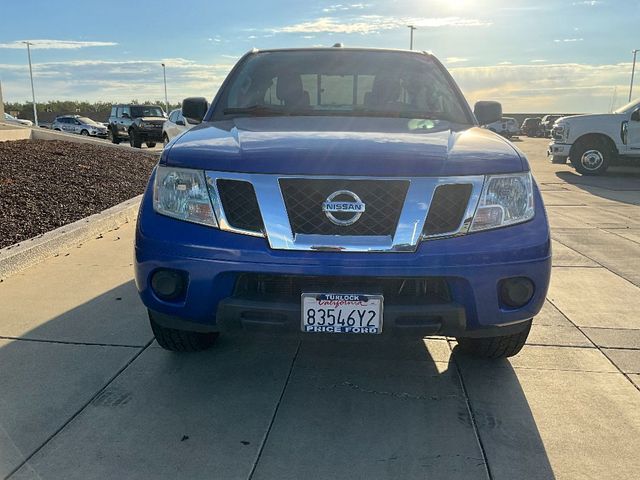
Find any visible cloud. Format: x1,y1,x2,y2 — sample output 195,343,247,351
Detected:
1,58,233,102
554,38,584,43
0,39,117,49
445,57,468,64
451,61,631,113
572,1,602,5
322,3,370,13
271,15,490,34
530,59,547,63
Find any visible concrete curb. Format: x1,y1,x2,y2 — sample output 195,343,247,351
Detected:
0,195,142,280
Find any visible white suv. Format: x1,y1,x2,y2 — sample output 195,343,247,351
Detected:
163,109,194,145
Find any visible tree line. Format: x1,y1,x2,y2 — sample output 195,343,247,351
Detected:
4,100,183,123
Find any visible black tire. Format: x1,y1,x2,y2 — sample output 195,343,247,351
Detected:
570,138,611,175
80,129,89,136
455,320,531,359
149,311,218,352
146,142,156,148
129,130,142,148
109,127,121,144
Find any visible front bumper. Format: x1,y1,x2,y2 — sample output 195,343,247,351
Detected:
134,181,552,338
136,128,163,142
548,142,571,158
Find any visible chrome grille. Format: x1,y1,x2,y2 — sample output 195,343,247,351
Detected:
205,171,485,252
279,179,409,236
423,184,473,236
216,180,264,233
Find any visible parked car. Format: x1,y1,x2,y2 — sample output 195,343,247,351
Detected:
484,117,519,138
52,115,108,137
135,47,550,359
163,108,194,144
3,112,33,127
548,98,640,175
541,114,562,137
108,104,166,148
521,117,544,137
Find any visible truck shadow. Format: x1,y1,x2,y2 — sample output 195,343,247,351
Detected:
0,279,555,479
555,169,640,206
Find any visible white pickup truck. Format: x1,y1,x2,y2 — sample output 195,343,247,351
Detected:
548,98,640,175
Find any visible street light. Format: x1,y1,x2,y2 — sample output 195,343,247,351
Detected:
161,63,169,115
629,49,639,102
23,41,38,127
407,25,417,50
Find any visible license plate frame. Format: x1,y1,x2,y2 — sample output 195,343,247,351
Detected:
301,293,383,334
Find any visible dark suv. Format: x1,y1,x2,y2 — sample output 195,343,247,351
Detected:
108,104,166,148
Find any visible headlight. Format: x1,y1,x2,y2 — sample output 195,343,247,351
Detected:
153,166,218,227
470,172,534,232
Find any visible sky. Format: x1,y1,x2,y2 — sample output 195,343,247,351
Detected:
0,0,638,113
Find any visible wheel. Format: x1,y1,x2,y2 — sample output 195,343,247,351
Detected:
146,142,156,148
80,129,89,136
149,310,218,352
129,130,142,148
570,138,611,175
109,127,121,144
163,134,169,146
455,320,531,359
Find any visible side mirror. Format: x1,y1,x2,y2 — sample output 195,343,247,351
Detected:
632,109,640,121
176,119,185,126
182,97,209,124
474,101,502,125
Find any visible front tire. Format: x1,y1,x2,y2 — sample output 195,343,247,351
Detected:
149,311,218,352
455,320,531,359
129,130,142,148
570,139,611,175
80,129,89,136
109,127,121,144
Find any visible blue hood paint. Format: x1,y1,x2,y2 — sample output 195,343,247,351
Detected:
164,116,526,176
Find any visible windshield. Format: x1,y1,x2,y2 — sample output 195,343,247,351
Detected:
215,50,471,124
130,106,164,118
77,117,100,126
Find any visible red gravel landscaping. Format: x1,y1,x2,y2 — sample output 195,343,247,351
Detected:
0,139,157,249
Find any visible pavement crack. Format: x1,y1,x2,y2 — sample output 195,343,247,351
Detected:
4,339,154,480
447,344,493,480
0,335,146,349
247,340,301,480
328,380,458,401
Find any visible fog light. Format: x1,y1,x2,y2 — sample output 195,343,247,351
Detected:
151,269,187,301
499,277,534,308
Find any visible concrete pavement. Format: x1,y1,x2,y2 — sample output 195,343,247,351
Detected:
1,138,639,479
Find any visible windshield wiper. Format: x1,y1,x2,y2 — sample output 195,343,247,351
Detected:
223,105,289,116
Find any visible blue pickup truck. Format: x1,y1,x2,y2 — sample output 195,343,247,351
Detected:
134,47,551,358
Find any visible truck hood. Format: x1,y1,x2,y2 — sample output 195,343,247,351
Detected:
165,116,525,176
558,113,624,124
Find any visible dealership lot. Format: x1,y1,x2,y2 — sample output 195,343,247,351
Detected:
0,137,639,479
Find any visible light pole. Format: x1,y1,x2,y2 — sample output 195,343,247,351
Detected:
23,41,38,126
161,63,169,114
629,50,639,102
407,25,417,50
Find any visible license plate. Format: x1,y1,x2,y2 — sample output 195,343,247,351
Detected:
301,293,383,334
